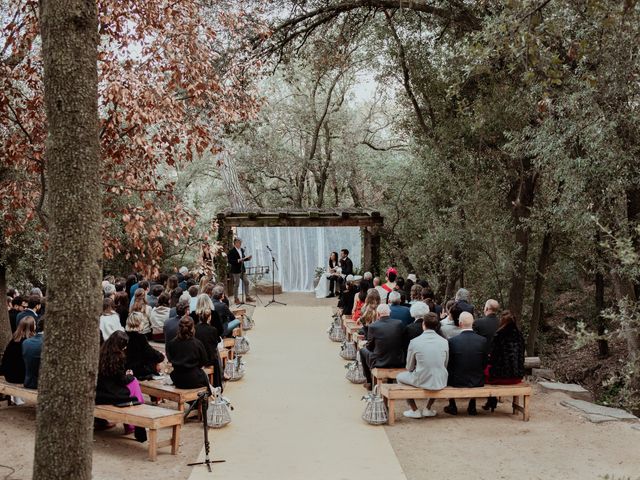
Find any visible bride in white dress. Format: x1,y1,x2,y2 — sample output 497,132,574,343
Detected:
315,251,340,298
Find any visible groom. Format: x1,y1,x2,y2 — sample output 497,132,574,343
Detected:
338,249,353,290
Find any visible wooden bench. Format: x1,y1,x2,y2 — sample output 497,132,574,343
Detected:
139,380,206,411
0,377,183,461
380,383,532,425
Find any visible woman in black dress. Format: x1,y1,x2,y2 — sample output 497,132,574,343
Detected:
193,306,223,390
166,316,210,390
0,316,36,383
124,312,165,380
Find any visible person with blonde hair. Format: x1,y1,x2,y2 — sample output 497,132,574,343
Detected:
358,288,381,336
125,312,164,380
130,288,152,337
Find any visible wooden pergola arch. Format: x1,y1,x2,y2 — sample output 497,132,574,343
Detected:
214,209,383,283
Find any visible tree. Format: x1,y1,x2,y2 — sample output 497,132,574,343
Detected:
33,1,101,478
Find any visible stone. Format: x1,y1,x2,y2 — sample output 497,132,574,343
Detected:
539,381,592,401
561,399,639,423
584,414,619,424
631,424,640,432
532,368,556,380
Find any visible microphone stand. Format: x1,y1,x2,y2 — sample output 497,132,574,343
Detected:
265,245,286,307
185,390,226,472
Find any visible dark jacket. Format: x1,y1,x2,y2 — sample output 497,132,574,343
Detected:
16,310,38,328
1,339,27,383
339,288,357,315
390,305,413,327
22,333,43,389
456,300,474,315
489,323,525,380
473,314,499,351
164,314,180,344
9,310,19,333
404,320,424,350
447,330,487,388
166,337,209,389
194,323,223,388
227,247,248,274
95,372,137,405
365,316,406,369
212,299,235,335
339,257,354,276
125,331,164,380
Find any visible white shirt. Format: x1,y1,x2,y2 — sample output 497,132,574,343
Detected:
236,247,243,262
99,312,124,340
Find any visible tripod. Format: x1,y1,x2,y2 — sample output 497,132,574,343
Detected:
185,390,226,472
265,245,286,307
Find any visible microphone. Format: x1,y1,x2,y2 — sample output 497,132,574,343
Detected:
266,245,272,252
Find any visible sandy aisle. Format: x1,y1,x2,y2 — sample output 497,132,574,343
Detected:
188,305,406,480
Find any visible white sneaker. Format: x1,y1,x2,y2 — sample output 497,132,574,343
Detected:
403,409,423,419
422,408,437,417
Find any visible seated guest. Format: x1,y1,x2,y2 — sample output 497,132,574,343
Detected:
474,299,500,350
445,312,487,416
130,288,152,338
398,313,449,419
178,267,189,290
8,296,26,333
150,292,171,341
113,291,129,327
166,316,210,390
99,298,124,341
373,276,381,287
146,284,164,309
103,283,116,299
376,268,397,304
359,304,406,389
193,304,223,389
338,275,357,316
194,294,224,338
125,312,165,380
165,300,188,344
351,284,369,324
211,286,241,337
358,288,381,337
169,287,183,312
454,288,474,315
440,302,462,339
22,316,45,389
1,316,36,384
405,303,431,346
388,291,412,326
95,331,146,441
188,285,199,313
16,295,40,327
409,285,423,305
165,275,179,296
129,280,149,308
483,310,525,411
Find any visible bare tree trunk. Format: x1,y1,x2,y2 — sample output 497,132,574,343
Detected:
0,263,11,356
507,165,537,320
610,272,640,361
34,2,101,479
219,149,248,211
595,270,609,357
527,232,552,355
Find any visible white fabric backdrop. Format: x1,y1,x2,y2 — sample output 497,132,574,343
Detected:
236,226,361,292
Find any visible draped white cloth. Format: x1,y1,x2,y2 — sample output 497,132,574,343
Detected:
236,226,361,292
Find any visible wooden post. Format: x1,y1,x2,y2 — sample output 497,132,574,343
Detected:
363,227,372,273
370,225,381,276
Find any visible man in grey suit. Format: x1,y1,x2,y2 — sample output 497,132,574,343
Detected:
359,304,405,389
473,299,500,350
397,315,449,419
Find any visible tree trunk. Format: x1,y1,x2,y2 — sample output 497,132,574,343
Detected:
595,270,609,357
0,263,11,357
527,232,552,355
507,165,537,320
610,272,640,361
219,149,248,211
34,2,101,479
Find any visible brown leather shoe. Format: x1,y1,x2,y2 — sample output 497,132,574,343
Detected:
234,297,241,304
246,296,256,302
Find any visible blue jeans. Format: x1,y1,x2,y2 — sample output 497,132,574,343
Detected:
224,319,241,337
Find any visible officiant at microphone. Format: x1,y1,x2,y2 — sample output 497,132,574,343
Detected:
227,238,255,304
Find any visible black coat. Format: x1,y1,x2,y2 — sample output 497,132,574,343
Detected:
227,247,248,274
194,323,223,388
339,257,354,276
9,310,19,333
404,320,423,350
489,323,525,380
456,300,475,315
447,330,487,388
212,300,235,336
365,316,406,369
126,331,164,380
473,314,499,351
339,288,357,315
95,372,137,405
0,339,26,384
166,337,209,389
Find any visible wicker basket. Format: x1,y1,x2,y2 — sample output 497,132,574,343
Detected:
234,336,250,355
207,387,232,428
345,360,366,384
339,340,356,360
362,385,388,425
224,355,245,381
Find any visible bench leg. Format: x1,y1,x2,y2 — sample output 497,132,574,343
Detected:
148,429,158,461
178,400,185,412
387,399,395,425
523,395,530,421
171,425,181,454
512,395,519,415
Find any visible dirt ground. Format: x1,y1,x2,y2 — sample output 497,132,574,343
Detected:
1,293,639,479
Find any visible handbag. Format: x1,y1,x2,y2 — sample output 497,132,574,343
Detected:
339,340,356,360
207,387,232,428
224,355,245,381
361,385,388,425
241,313,255,330
328,323,345,342
345,360,366,384
234,335,250,355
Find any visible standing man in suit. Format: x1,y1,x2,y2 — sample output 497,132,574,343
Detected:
227,238,255,304
359,304,406,389
445,312,487,416
473,299,500,351
337,249,353,292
